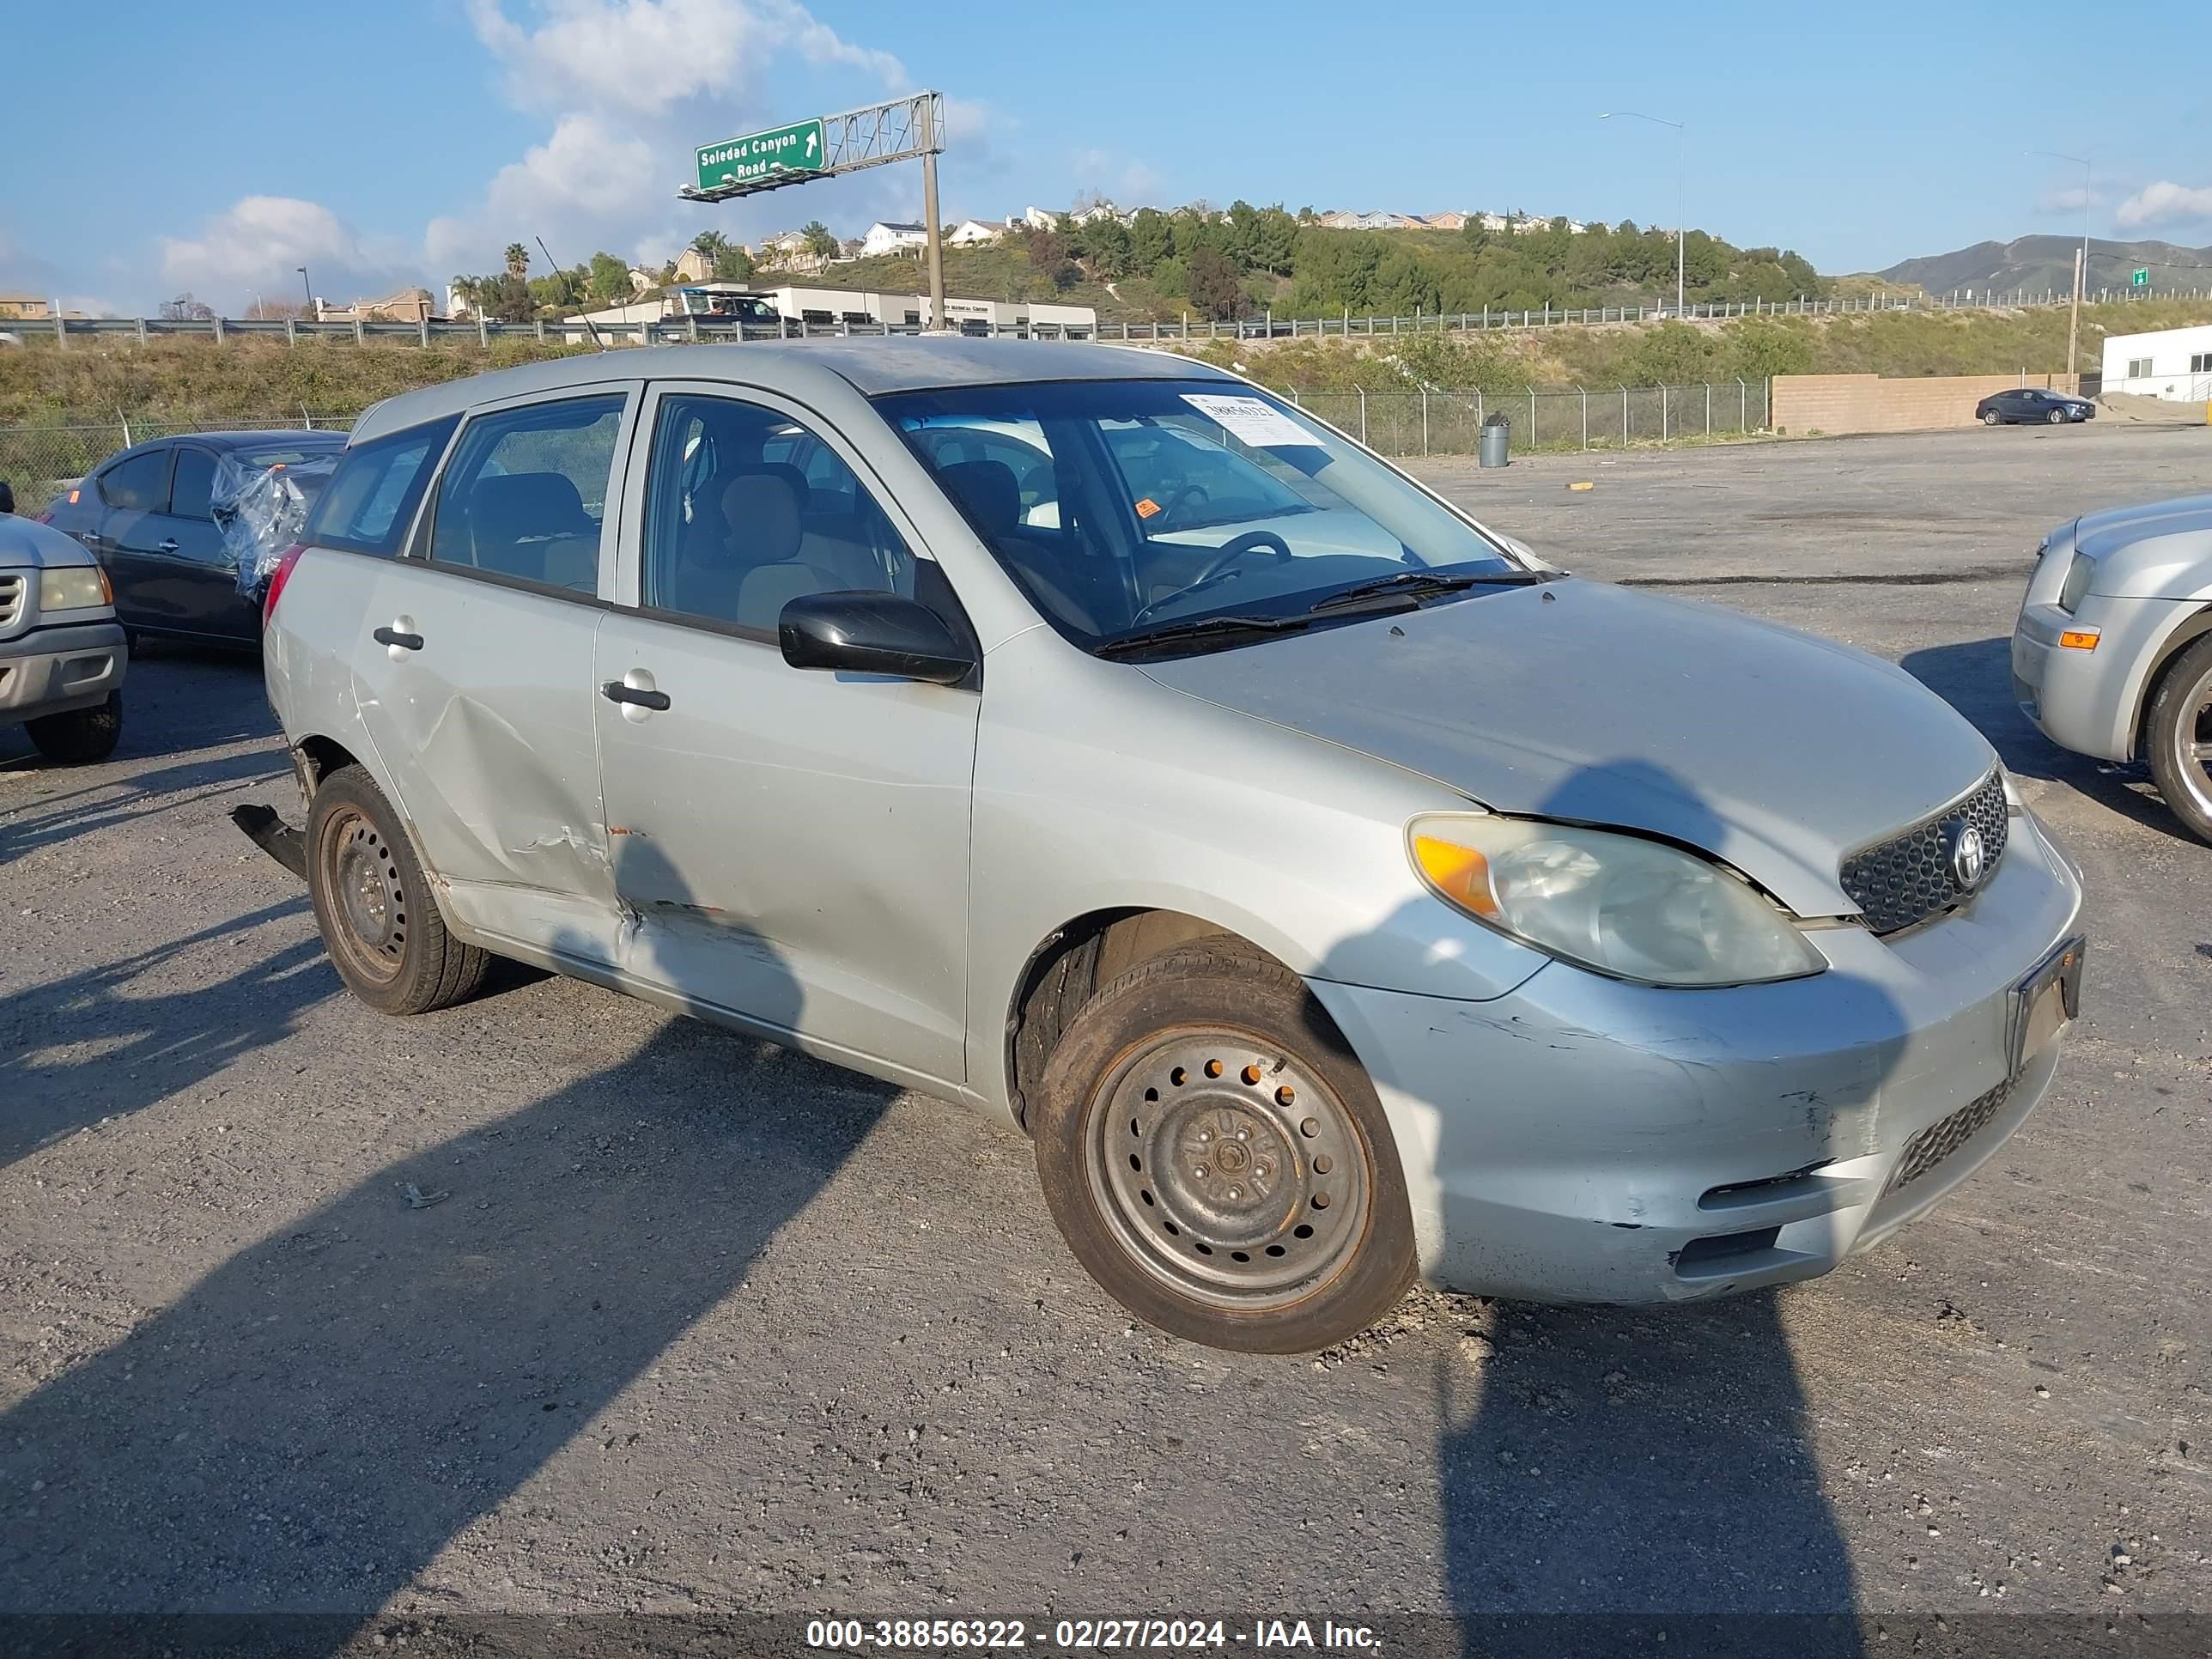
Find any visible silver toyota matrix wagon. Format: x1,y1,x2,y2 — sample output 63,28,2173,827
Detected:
254,340,2085,1352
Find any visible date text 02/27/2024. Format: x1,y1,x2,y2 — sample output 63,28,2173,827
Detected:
804,1618,1382,1650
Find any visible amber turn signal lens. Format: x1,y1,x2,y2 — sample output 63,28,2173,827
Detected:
1412,834,1499,917
2058,629,2099,651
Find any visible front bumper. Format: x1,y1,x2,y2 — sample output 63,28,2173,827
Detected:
2012,590,2194,763
0,619,128,720
1308,809,2084,1304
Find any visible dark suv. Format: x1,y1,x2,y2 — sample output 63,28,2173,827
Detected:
41,430,344,645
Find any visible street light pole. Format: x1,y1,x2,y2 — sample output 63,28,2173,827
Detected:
2031,149,2091,377
296,265,313,316
1601,112,1686,317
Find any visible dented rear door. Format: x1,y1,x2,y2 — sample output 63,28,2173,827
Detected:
348,383,641,965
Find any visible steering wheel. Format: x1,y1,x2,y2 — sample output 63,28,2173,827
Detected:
1158,483,1209,524
1131,529,1295,624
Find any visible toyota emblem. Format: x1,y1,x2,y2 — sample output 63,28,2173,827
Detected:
1945,821,1987,891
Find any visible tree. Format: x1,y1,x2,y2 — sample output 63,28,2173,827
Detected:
690,230,731,263
1186,245,1243,320
160,294,216,320
586,250,631,303
712,244,756,283
447,275,485,316
1127,208,1173,275
504,242,531,282
489,273,534,324
801,221,838,260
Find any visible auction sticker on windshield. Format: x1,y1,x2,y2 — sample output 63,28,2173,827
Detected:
1180,393,1313,449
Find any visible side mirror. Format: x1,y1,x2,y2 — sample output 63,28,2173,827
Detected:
779,590,975,686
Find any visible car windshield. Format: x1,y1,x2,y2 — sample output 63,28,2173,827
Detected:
877,378,1518,652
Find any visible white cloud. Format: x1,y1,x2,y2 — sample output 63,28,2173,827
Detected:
425,114,659,274
157,197,422,308
2036,185,2100,214
2115,180,2212,229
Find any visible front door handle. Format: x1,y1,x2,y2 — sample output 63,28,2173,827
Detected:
157,538,180,554
374,625,424,652
601,680,672,712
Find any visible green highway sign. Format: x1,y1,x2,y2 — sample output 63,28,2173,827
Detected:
695,118,826,192
2132,268,2150,288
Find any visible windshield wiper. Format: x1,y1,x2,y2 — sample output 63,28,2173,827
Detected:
1094,613,1316,659
1304,567,1553,615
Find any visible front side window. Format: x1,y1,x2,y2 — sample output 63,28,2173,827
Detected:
426,394,624,592
308,416,459,557
641,393,917,633
99,448,171,513
878,379,1519,652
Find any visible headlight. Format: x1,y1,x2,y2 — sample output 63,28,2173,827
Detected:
39,565,111,612
2058,553,2095,614
1407,814,1826,987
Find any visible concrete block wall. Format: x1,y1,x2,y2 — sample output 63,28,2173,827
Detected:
1772,373,2081,436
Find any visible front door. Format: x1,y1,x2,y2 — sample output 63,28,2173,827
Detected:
593,384,980,1086
94,446,178,627
347,386,638,964
150,445,254,641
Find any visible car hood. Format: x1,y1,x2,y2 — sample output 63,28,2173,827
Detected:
2072,491,2212,557
0,514,99,570
1139,577,1997,917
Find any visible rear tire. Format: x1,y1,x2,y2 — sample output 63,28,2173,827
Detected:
306,764,489,1014
1030,942,1416,1352
2147,636,2212,845
25,692,122,763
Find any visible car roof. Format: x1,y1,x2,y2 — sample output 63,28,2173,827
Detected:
349,338,1237,445
133,429,344,451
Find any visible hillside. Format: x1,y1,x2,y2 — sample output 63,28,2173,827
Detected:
1877,234,2212,298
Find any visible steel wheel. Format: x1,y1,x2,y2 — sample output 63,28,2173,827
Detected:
1087,1029,1371,1311
319,805,410,987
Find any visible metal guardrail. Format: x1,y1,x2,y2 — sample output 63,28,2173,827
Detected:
4,282,2207,352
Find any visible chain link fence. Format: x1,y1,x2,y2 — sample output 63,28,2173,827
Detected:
0,414,359,507
1291,381,1771,455
0,382,1770,507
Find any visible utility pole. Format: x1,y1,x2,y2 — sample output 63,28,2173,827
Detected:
297,266,312,313
920,96,946,331
1601,112,1686,316
2031,150,2091,376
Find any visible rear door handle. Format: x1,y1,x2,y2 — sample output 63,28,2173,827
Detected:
374,626,424,651
157,538,179,554
601,680,672,711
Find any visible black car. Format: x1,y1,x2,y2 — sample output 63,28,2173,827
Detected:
42,430,344,645
1975,386,2096,426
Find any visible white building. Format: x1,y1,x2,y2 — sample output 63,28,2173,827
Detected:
1069,202,1120,226
1006,206,1060,232
860,222,929,258
2102,324,2212,401
948,219,1006,246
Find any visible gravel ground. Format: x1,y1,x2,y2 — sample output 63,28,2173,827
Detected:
1,422,2208,1649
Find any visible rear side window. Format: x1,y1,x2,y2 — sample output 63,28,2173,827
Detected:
99,448,171,512
307,416,459,556
169,448,219,520
425,393,625,593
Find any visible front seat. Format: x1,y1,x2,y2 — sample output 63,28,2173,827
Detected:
668,469,805,623
936,459,1104,635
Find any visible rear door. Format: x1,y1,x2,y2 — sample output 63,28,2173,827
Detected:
90,445,176,626
347,385,640,964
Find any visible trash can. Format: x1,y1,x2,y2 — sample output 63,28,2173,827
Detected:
1477,412,1511,468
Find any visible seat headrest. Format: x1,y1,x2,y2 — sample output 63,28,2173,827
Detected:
718,470,802,564
938,459,1021,538
468,472,588,547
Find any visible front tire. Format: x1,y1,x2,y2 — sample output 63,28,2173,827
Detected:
2047,407,2067,425
2146,636,2212,844
1031,942,1416,1352
25,692,121,763
306,764,489,1014
1983,409,2002,425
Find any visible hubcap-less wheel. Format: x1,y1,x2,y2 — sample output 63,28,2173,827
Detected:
1090,1030,1370,1310
322,807,409,985
2172,670,2212,823
2048,408,2066,424
1984,410,2001,425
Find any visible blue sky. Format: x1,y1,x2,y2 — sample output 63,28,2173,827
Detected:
4,0,2209,313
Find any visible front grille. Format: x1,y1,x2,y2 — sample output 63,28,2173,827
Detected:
1886,1076,2014,1196
0,574,23,630
1839,772,2009,935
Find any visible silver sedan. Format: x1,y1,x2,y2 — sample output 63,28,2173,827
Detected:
254,340,2084,1352
2013,494,2212,839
